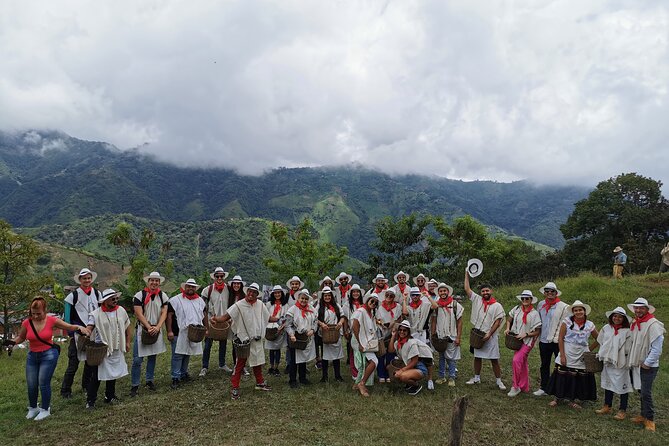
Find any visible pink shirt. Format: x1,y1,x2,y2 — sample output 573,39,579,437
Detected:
22,315,57,352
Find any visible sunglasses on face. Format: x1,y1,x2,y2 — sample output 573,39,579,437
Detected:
544,290,556,294
214,275,225,279
521,297,532,301
368,300,378,305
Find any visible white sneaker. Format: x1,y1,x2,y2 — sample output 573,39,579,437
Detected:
533,389,547,396
243,367,250,376
465,377,480,385
199,368,208,377
26,407,40,419
497,380,507,390
34,407,51,421
427,380,435,391
220,365,233,374
507,387,521,397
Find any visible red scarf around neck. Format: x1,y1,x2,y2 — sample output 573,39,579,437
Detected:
398,283,407,295
101,304,119,313
631,313,655,331
541,298,561,313
214,283,226,293
437,297,453,312
325,303,336,313
297,302,313,318
482,296,497,313
143,287,161,306
573,318,586,329
374,285,387,294
339,284,351,296
352,297,362,310
611,323,623,336
381,301,397,317
396,336,409,351
272,300,282,318
182,292,200,301
521,305,534,324
80,286,92,295
409,298,422,309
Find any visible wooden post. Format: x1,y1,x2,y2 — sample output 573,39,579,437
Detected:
449,395,469,446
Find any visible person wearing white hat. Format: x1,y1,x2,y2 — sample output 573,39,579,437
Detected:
402,287,431,344
375,288,401,383
314,277,336,371
315,287,346,382
533,282,570,397
227,275,250,374
390,271,411,303
364,274,389,301
464,270,506,390
334,272,352,305
660,242,669,275
350,293,381,397
60,268,101,399
285,276,305,306
626,297,665,431
505,290,542,397
388,320,434,395
199,267,232,377
426,279,439,300
85,289,132,409
130,271,169,396
593,307,633,420
343,284,365,379
546,300,598,409
430,283,463,387
612,246,627,278
167,279,205,389
265,285,289,376
285,289,318,388
212,283,272,400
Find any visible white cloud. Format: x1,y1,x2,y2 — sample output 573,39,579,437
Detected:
0,0,667,188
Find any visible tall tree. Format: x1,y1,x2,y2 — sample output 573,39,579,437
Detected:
561,173,669,274
263,218,348,290
0,220,48,336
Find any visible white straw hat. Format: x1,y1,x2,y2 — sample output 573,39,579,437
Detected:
99,288,121,303
143,271,165,284
466,259,483,278
210,267,229,280
627,297,655,314
413,273,428,285
180,278,200,290
319,276,334,287
286,276,305,289
516,289,538,304
74,268,97,284
568,300,591,316
373,274,388,283
605,306,632,324
229,275,246,286
539,282,562,297
394,271,410,283
437,283,454,296
335,271,352,283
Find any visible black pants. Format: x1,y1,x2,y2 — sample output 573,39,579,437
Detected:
61,337,95,395
86,365,116,404
539,342,560,390
604,389,629,410
288,348,307,383
321,359,341,379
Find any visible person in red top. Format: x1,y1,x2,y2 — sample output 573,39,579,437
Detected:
7,297,90,421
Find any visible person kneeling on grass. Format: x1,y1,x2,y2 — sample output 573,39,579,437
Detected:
388,320,434,395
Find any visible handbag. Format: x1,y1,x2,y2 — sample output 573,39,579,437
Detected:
360,314,379,352
29,319,61,354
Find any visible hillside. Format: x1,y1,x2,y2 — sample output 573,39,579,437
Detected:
0,130,588,256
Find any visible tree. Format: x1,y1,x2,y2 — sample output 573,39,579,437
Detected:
0,220,48,336
561,173,669,274
263,218,348,290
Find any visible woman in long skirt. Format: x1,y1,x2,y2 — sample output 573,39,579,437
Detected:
315,287,345,382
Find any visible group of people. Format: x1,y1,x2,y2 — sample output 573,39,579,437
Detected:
5,266,665,432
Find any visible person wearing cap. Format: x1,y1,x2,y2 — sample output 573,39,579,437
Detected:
390,271,411,303
612,246,627,279
430,283,463,387
315,287,346,382
402,287,431,344
130,271,169,396
86,289,132,409
593,307,632,420
365,274,389,301
265,285,289,376
285,289,318,388
388,320,434,395
464,270,506,390
199,267,232,377
627,297,665,431
351,293,381,397
343,283,365,379
546,300,599,409
212,283,272,400
167,279,206,389
534,282,570,397
505,290,542,397
60,268,101,399
334,272,352,306
376,288,401,383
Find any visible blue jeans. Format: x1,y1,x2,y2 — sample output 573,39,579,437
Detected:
438,352,457,379
640,367,659,421
131,337,157,387
377,352,395,379
202,338,227,369
26,347,59,409
170,338,190,379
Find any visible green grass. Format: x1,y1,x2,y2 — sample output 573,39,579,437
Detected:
1,273,668,445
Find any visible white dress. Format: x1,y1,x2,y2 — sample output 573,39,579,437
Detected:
91,307,130,381
134,291,168,357
227,299,270,367
508,306,542,347
597,325,632,394
286,304,317,364
316,304,344,361
554,318,596,369
169,294,206,356
264,301,288,350
469,292,505,359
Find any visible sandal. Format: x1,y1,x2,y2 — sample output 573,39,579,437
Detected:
569,402,582,410
548,400,558,407
358,384,370,397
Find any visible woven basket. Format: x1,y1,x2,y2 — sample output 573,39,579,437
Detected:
265,325,279,341
187,324,206,343
322,325,340,344
288,332,309,350
141,328,160,345
233,338,251,359
387,358,405,380
504,332,523,351
76,334,89,353
207,320,230,341
583,351,603,373
469,328,486,349
84,342,107,366
431,335,451,353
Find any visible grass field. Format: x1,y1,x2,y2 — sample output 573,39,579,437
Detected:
1,273,667,445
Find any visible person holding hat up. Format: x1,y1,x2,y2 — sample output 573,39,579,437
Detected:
593,307,633,420
334,271,352,306
388,320,435,395
390,271,411,303
200,267,232,377
612,246,627,279
351,293,381,397
546,300,598,409
505,290,542,397
86,289,132,409
376,288,402,383
265,285,289,376
60,268,101,399
285,289,318,388
464,269,506,390
430,283,463,387
167,279,206,389
534,282,570,397
315,287,346,382
212,283,272,400
627,298,665,431
130,271,169,396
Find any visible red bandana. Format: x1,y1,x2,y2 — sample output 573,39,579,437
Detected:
521,305,534,324
272,301,282,318
398,283,407,295
101,305,119,313
631,313,655,331
325,303,336,313
409,298,422,309
352,298,362,310
374,285,387,294
297,302,313,318
611,323,623,336
573,318,586,329
339,284,352,296
381,301,397,318
143,287,161,306
437,297,453,312
396,336,408,351
541,297,561,313
418,286,428,294
80,286,92,295
182,292,200,301
245,297,256,306
482,296,497,313
214,283,226,293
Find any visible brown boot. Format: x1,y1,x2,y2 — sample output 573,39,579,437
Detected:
613,411,626,421
595,405,611,415
631,415,646,424
644,420,656,432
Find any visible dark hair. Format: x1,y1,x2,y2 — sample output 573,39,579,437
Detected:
608,313,630,329
347,287,362,312
318,292,341,322
229,283,246,303
479,283,493,291
568,314,588,330
270,288,288,306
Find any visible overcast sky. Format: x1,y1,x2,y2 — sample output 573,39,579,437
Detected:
1,0,667,187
